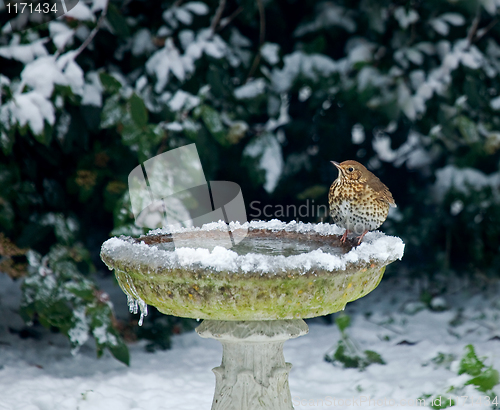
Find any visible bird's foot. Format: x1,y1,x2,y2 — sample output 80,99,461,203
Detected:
340,230,349,243
356,230,369,245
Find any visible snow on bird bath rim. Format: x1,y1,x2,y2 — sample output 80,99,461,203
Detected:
101,220,405,325
102,219,404,275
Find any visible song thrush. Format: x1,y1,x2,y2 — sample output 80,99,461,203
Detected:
328,160,396,245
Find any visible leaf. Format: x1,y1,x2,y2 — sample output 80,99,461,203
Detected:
66,282,95,301
430,18,449,36
330,340,361,368
440,13,465,26
88,303,130,366
174,7,192,25
99,73,122,94
120,122,142,145
198,105,227,145
129,93,148,128
465,367,500,392
456,116,479,142
106,4,131,37
108,335,130,366
335,315,351,332
0,130,15,155
458,344,484,376
183,2,209,15
32,126,52,146
364,350,385,365
101,94,125,129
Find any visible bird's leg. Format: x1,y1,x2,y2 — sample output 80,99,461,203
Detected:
340,230,349,243
356,230,368,245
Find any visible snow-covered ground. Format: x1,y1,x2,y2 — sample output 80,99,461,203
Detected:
0,272,499,410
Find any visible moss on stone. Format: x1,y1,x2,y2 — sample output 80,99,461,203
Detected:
111,263,386,320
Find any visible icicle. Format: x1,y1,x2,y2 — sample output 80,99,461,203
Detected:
122,272,148,326
127,295,137,314
127,295,148,326
137,300,148,326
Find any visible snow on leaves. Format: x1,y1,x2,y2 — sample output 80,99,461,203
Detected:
430,13,466,36
243,133,284,193
0,51,101,138
22,241,129,365
162,1,209,29
146,38,188,92
0,36,48,64
271,51,338,93
294,3,356,36
394,7,419,30
146,28,230,92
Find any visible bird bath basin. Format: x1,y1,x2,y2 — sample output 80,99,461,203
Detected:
101,220,404,409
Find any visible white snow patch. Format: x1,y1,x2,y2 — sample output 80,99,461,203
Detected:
0,38,48,64
243,133,283,193
2,269,498,410
82,71,103,107
146,38,190,92
433,165,500,201
373,131,432,169
261,43,280,65
49,22,75,50
490,96,500,110
132,29,156,56
234,78,266,99
394,7,419,29
351,124,365,144
64,2,95,21
271,51,337,93
1,92,55,135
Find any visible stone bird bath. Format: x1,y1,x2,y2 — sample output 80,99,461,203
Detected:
101,220,404,410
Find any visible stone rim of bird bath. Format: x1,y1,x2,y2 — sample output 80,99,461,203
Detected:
100,220,404,322
101,220,404,410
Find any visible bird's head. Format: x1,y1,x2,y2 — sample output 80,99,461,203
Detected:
331,160,367,182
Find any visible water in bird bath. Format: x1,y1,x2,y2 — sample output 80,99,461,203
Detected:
138,229,346,257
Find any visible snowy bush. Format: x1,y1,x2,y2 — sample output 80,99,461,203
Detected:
1,0,500,362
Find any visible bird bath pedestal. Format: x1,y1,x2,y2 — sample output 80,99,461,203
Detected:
101,220,404,410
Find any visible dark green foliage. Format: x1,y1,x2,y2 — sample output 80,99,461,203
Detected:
459,344,486,376
430,352,456,370
459,345,500,393
324,314,385,370
426,345,500,405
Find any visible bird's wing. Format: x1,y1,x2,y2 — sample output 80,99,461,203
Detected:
369,177,397,208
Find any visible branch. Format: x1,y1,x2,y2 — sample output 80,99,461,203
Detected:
71,3,108,61
466,9,481,47
246,0,266,81
210,0,227,37
216,6,244,33
474,18,498,42
173,0,186,8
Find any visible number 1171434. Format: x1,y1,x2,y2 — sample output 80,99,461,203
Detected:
6,2,58,14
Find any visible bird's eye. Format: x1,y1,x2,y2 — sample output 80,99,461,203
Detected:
348,167,354,172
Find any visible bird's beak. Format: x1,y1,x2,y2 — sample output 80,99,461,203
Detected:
331,161,340,169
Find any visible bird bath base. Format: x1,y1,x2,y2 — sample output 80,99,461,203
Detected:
197,320,308,410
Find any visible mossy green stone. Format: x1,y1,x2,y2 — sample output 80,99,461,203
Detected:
102,250,386,320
